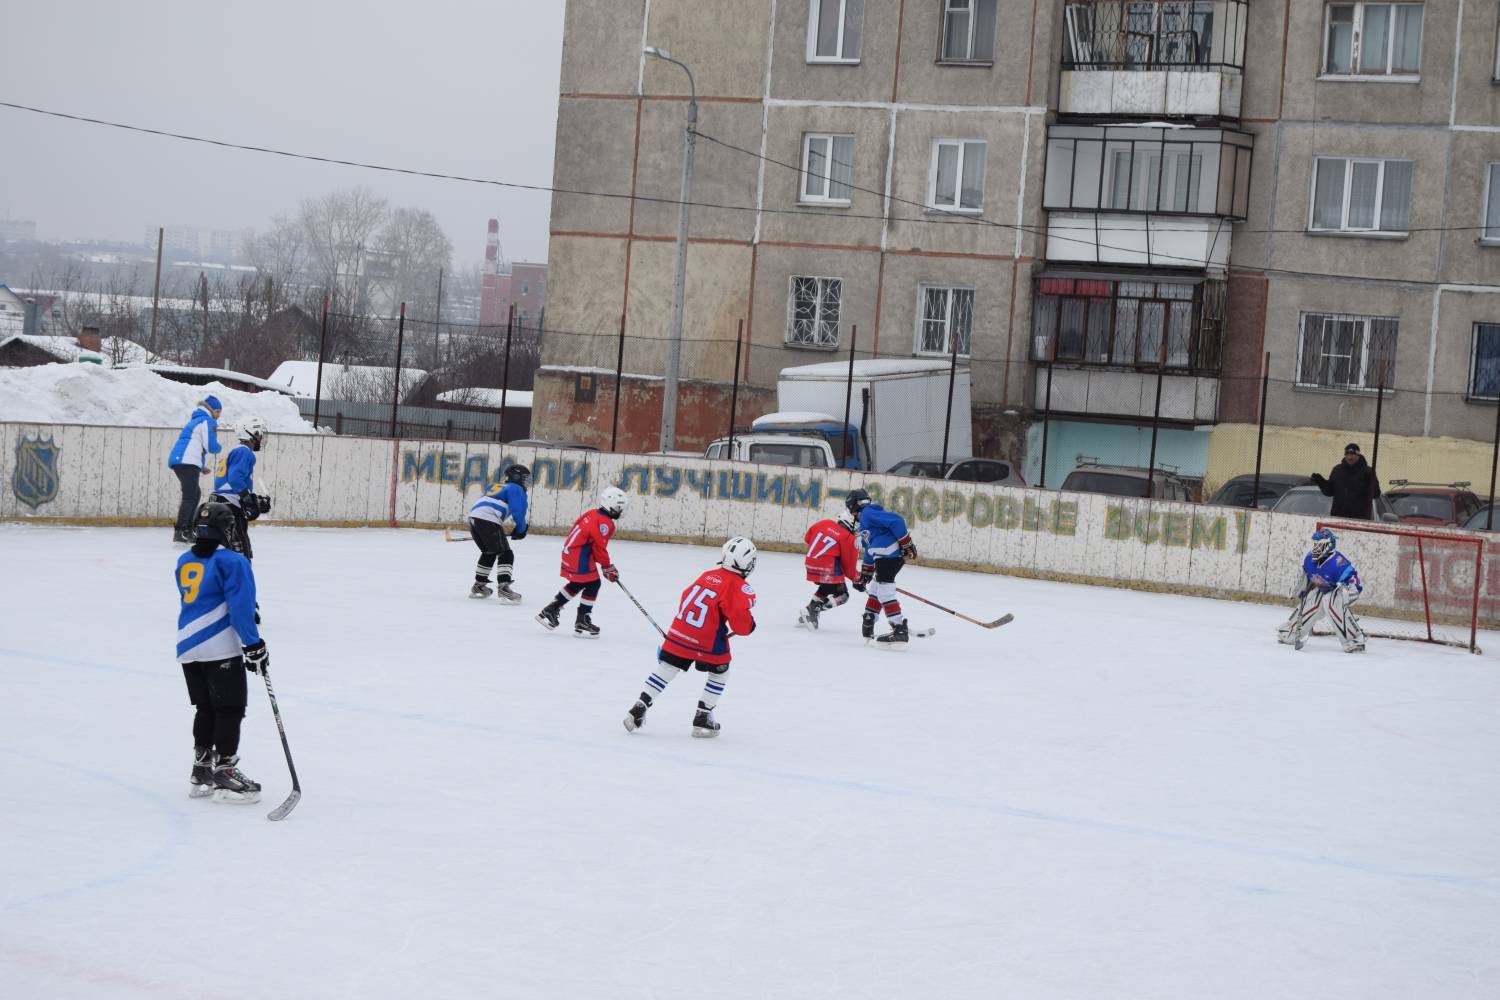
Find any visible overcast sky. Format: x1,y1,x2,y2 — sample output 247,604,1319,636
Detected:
0,0,564,267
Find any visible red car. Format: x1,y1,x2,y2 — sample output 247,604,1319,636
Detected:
1384,482,1484,527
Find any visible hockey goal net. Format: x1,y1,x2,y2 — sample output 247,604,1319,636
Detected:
1315,520,1485,653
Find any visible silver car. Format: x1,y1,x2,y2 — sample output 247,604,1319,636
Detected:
1268,484,1402,523
885,455,1026,487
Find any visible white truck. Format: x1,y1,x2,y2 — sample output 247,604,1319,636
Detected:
751,359,972,471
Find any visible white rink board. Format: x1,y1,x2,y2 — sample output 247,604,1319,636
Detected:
2,421,1496,630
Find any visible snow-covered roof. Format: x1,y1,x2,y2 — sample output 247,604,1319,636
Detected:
779,359,958,379
752,411,842,426
0,335,89,362
435,388,533,409
132,364,297,395
269,360,430,401
0,334,157,365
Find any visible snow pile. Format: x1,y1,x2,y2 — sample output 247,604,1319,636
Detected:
269,360,428,401
435,387,533,409
0,363,316,433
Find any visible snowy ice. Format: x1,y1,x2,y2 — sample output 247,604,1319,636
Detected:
1,523,1497,998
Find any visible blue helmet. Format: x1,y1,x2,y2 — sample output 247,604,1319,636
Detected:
1310,527,1337,560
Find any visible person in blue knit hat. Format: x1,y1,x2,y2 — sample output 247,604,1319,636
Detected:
167,395,223,543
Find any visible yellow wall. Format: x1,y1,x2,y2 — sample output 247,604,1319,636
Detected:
1205,423,1496,497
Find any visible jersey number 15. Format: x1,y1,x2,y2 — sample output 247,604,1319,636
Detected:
677,585,718,628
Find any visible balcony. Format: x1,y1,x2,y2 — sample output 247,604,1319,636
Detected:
1042,124,1252,268
1059,0,1249,120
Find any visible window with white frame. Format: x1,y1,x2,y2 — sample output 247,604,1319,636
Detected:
928,140,986,212
800,134,854,203
787,276,842,348
1322,3,1423,77
1296,312,1398,391
916,286,974,356
1309,157,1413,234
808,0,864,62
1104,146,1204,213
1484,163,1500,243
941,0,996,62
1471,323,1500,400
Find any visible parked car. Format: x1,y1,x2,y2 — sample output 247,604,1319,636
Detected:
1462,504,1498,532
1060,463,1192,501
1269,484,1401,523
885,455,1026,487
704,433,836,468
1383,481,1483,526
1206,473,1313,510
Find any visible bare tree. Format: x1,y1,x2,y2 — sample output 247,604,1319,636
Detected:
375,207,454,321
296,187,389,314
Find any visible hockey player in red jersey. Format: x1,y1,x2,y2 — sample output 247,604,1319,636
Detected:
623,537,757,738
536,486,629,638
796,509,864,630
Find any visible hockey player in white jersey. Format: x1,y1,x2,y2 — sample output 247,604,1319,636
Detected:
1278,527,1367,653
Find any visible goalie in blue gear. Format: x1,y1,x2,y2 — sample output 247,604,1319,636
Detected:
1278,528,1366,653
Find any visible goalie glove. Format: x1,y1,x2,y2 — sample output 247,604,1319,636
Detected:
1288,569,1312,600
601,564,620,583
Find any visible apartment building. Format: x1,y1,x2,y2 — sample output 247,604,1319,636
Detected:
538,1,1499,489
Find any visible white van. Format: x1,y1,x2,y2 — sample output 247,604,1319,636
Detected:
704,434,836,468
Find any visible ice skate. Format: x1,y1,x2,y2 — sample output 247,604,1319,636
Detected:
469,581,493,599
1343,641,1365,653
495,582,523,605
875,621,909,649
211,754,261,804
536,601,562,631
691,701,720,738
623,693,652,732
861,611,877,640
574,610,601,639
797,599,823,631
189,746,214,799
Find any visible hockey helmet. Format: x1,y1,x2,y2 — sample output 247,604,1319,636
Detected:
844,488,873,516
1310,527,1337,561
600,485,629,518
720,536,757,577
194,501,237,543
505,464,531,489
237,416,267,450
836,510,858,533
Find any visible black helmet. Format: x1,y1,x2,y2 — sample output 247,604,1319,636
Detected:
505,464,531,489
194,501,236,543
844,488,872,516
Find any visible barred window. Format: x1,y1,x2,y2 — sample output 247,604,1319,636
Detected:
787,276,842,348
1296,312,1398,391
916,286,974,356
1471,323,1500,401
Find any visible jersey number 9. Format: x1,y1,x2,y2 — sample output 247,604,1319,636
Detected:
178,562,204,604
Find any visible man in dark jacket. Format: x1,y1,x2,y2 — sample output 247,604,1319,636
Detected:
1311,442,1381,519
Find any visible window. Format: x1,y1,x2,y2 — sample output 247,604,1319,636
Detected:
916,286,974,356
808,0,863,62
1309,157,1413,234
1322,3,1423,77
1042,125,1253,219
801,134,854,203
1484,163,1500,244
1104,146,1202,212
787,276,842,348
941,0,996,62
1031,276,1224,370
1063,0,1242,69
1472,323,1500,400
522,281,529,294
1296,312,1398,391
928,140,986,212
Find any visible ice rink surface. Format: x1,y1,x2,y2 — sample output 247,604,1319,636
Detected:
2,523,1498,999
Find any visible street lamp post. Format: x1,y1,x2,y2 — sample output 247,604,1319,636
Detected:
645,45,697,453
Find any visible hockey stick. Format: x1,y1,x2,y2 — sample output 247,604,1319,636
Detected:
614,579,667,639
443,527,471,543
259,664,301,821
895,588,1013,630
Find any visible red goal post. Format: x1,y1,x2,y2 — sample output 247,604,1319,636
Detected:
1315,520,1484,654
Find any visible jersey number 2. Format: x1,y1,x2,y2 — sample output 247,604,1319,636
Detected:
678,585,718,628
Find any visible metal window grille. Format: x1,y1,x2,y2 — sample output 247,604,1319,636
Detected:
1031,276,1223,373
1063,0,1247,71
787,276,842,349
917,287,974,355
1295,312,1399,391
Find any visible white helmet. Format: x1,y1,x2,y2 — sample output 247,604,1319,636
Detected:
237,416,267,448
720,536,757,577
836,511,858,533
600,485,628,518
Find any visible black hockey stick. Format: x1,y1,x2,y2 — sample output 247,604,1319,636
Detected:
260,664,301,821
895,588,1013,630
614,579,667,639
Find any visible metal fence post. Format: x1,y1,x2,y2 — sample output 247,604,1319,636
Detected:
940,327,959,472
389,303,406,439
841,325,858,467
1146,333,1167,497
500,304,514,443
728,319,744,457
1489,387,1500,530
1251,351,1269,508
1371,361,1387,474
313,293,329,429
1038,336,1056,488
611,313,626,451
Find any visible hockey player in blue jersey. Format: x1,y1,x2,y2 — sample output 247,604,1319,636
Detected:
176,502,268,803
211,416,270,559
846,488,918,647
1278,527,1367,652
468,464,530,604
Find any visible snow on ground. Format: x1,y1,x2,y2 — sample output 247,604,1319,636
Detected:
1,524,1497,999
0,364,314,433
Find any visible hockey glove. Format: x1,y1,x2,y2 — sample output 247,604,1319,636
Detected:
601,564,620,583
242,640,269,674
900,538,919,561
857,566,874,590
510,528,527,541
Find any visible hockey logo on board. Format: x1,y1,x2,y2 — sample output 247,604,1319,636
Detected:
12,431,61,511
